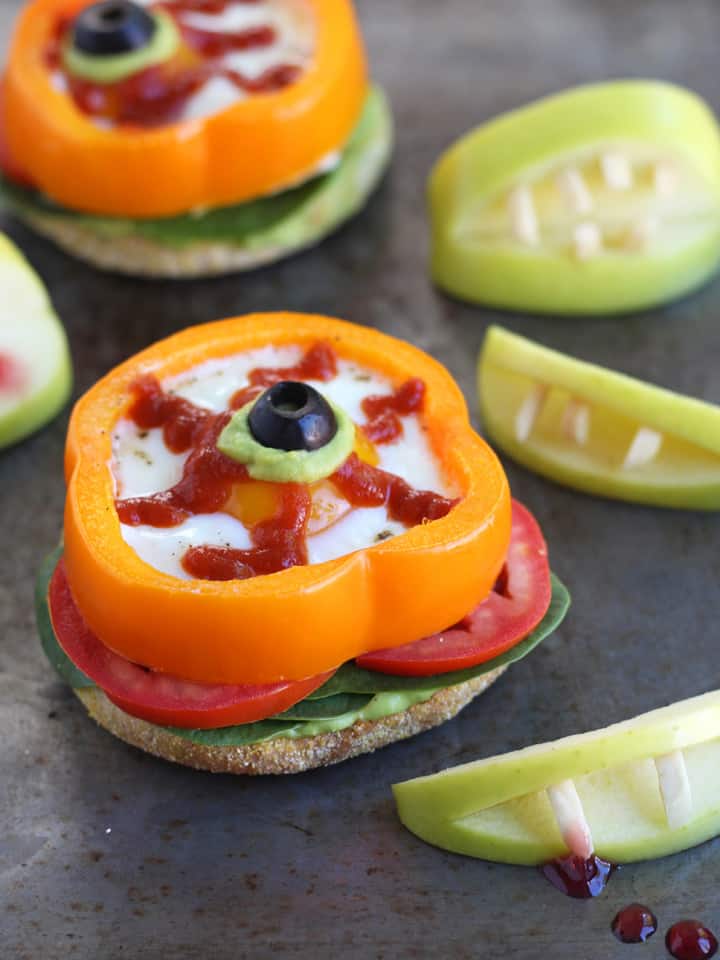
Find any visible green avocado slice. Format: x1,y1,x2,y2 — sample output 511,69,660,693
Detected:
35,547,569,746
0,86,392,250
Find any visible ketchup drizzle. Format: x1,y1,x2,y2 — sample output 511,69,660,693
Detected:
230,341,338,409
114,342,452,580
179,23,276,57
48,0,302,128
331,453,455,527
127,373,213,453
611,903,658,944
116,410,249,527
182,484,311,579
361,378,425,445
540,854,615,899
666,921,718,960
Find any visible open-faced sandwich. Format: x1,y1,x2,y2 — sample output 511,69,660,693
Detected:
0,0,390,276
36,314,569,774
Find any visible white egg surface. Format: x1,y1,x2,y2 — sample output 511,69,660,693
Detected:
111,345,457,580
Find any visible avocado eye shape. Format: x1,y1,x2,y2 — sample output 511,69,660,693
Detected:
248,381,338,452
73,0,156,56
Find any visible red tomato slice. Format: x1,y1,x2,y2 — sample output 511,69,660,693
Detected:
356,499,551,676
48,559,333,729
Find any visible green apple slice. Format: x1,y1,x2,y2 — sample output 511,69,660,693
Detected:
393,690,720,865
0,233,72,449
478,326,720,510
430,81,720,314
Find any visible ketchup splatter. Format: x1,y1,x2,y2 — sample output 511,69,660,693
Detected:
611,903,658,944
230,342,338,409
540,854,615,899
47,0,301,128
182,484,311,579
127,373,212,453
331,453,455,526
0,352,27,394
169,0,264,12
116,410,248,526
361,378,425,444
180,23,276,57
666,921,718,960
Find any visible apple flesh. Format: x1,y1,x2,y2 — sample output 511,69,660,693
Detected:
0,233,72,449
478,326,720,510
393,690,720,865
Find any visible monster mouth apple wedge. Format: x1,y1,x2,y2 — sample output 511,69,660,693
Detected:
430,81,720,314
36,313,569,774
478,326,720,510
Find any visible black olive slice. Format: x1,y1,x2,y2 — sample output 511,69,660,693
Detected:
248,381,338,452
73,0,157,56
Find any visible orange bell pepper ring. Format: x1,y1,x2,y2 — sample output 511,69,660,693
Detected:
2,0,367,217
63,313,511,684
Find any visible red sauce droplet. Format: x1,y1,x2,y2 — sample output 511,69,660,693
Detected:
540,854,615,899
612,903,658,944
666,921,718,960
361,378,425,444
0,352,28,394
230,342,338,409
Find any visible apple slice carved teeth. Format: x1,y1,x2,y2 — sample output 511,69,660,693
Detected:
561,399,590,445
493,145,712,260
509,185,540,247
557,167,593,214
514,385,547,442
512,383,667,470
655,751,693,830
547,780,594,860
601,151,634,190
573,221,603,260
545,753,694,858
623,427,663,469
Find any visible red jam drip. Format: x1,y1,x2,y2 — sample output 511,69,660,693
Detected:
47,0,301,127
230,341,338,409
331,453,455,526
0,352,27,394
361,378,425,445
115,343,454,580
182,484,311,579
666,921,718,960
611,903,658,944
540,854,615,899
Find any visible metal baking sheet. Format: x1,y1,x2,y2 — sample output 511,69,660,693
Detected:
2,1,719,956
